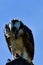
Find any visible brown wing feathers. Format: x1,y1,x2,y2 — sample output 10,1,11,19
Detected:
22,25,34,60
4,35,11,52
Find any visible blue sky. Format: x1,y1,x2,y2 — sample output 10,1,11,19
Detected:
0,0,43,65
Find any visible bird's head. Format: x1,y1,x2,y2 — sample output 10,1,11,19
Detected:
4,19,24,39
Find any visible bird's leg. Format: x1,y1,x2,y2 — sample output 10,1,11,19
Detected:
13,53,17,60
10,45,20,60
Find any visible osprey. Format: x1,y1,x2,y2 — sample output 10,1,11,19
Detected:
4,19,34,64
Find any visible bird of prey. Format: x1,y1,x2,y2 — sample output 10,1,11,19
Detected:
4,19,34,64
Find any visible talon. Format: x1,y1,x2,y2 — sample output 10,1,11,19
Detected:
14,53,20,60
7,59,11,63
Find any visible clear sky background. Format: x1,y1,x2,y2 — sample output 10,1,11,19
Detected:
0,0,43,65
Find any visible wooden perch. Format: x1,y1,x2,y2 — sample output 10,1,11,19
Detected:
6,56,34,65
